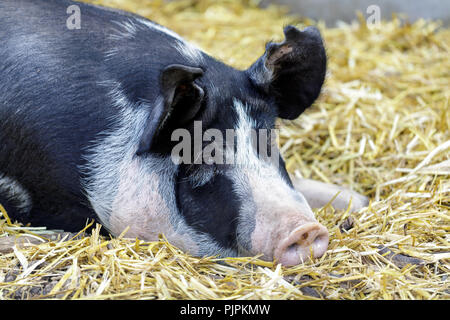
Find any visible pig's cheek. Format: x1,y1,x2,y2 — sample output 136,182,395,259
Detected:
109,160,199,254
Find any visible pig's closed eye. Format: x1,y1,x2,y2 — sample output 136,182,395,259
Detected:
187,165,218,188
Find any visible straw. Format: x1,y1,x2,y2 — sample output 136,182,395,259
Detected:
1,0,448,300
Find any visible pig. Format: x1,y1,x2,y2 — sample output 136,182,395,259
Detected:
0,0,368,266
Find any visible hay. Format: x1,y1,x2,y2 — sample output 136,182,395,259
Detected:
0,0,449,300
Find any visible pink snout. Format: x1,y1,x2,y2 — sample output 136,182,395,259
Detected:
274,223,329,266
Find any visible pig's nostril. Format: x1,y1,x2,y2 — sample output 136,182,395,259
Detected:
275,223,329,266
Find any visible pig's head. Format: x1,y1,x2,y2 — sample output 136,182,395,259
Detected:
101,25,328,266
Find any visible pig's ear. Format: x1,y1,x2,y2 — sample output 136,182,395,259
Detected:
136,64,204,155
246,25,327,120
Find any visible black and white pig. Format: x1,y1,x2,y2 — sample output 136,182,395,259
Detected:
0,0,368,265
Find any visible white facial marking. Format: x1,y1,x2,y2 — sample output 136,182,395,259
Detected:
230,100,317,259
109,157,199,253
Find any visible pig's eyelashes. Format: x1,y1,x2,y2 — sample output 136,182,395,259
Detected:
186,164,218,188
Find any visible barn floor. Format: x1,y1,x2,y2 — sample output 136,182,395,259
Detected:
0,0,449,299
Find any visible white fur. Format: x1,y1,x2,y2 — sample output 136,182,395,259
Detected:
249,58,273,86
0,174,33,213
109,19,138,40
174,40,204,64
137,18,184,41
136,18,204,63
104,47,120,60
107,17,204,67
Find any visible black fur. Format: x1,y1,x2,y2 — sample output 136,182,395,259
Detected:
176,167,241,249
247,25,327,120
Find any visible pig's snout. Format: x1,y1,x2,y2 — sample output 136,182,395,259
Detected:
274,222,329,266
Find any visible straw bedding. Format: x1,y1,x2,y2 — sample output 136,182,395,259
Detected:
0,0,448,300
